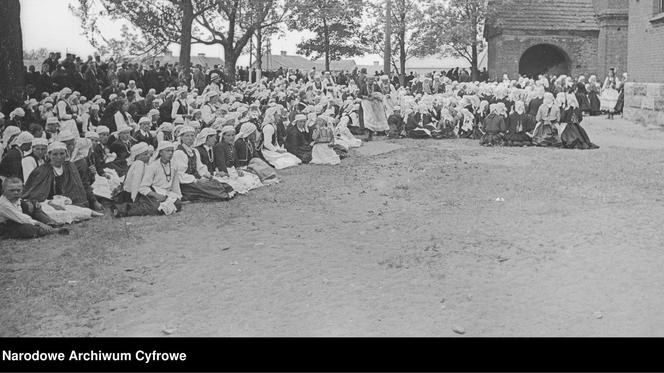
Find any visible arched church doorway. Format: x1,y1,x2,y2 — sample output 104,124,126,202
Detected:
519,44,571,78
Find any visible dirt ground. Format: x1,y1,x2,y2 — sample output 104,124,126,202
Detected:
2,116,664,337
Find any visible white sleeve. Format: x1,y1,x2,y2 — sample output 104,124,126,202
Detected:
262,125,278,152
138,163,155,196
57,101,72,120
195,150,210,177
114,111,125,129
22,157,37,183
171,101,180,120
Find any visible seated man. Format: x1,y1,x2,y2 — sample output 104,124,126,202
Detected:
285,114,313,163
0,177,68,239
173,126,234,202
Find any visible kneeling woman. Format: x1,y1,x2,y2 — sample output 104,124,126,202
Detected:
532,92,562,147
558,94,599,150
174,126,234,202
479,104,507,146
505,101,534,147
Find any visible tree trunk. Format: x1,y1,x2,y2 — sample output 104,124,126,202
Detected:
399,33,406,86
0,0,24,114
398,5,406,86
224,45,238,86
323,20,330,72
383,0,392,76
179,0,194,77
471,42,479,81
255,27,262,81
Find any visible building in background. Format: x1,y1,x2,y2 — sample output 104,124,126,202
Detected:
357,51,487,76
251,51,356,72
485,0,628,80
623,0,664,125
145,51,224,68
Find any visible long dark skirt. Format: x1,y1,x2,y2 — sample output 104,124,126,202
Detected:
459,125,484,140
532,123,561,147
113,190,182,216
560,123,599,150
576,93,591,113
407,128,432,139
479,132,505,146
504,132,533,146
180,179,234,202
0,221,52,239
588,92,601,116
614,91,625,114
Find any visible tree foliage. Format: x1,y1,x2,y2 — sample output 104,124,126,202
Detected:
414,0,510,79
365,0,424,81
72,0,290,82
23,48,50,61
288,0,368,71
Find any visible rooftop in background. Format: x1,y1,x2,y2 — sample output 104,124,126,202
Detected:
357,52,487,75
486,0,599,36
252,51,357,72
142,51,225,68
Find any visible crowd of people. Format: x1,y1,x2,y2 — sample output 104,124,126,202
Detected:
1,51,621,239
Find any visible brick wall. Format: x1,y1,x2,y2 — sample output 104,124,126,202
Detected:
487,30,599,80
627,0,664,83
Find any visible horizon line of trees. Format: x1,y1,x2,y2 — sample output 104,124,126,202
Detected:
1,0,511,111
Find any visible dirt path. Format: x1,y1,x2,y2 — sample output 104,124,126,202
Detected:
2,117,664,336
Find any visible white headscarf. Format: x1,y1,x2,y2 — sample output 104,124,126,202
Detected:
235,122,257,142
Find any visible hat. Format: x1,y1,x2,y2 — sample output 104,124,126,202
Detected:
95,125,110,134
47,141,67,153
210,73,220,80
152,141,176,161
294,114,307,122
194,127,217,147
138,117,151,125
10,108,25,119
393,105,401,111
235,122,257,142
128,142,150,163
12,131,34,147
177,125,195,138
109,93,118,101
32,138,48,147
219,125,236,136
173,116,185,125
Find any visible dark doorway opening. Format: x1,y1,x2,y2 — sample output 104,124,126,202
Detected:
519,44,571,78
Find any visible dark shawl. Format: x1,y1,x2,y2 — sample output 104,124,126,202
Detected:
22,162,89,207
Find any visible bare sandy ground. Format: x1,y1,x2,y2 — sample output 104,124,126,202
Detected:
2,116,664,337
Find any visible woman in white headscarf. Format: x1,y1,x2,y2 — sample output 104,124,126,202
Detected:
559,94,599,150
211,124,263,194
505,101,534,147
532,92,562,147
260,108,302,170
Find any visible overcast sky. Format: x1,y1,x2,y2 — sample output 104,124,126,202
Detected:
20,0,381,66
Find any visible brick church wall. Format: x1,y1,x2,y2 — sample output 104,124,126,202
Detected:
624,0,664,126
487,31,599,80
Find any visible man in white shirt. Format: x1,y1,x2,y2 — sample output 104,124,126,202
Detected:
0,177,68,238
